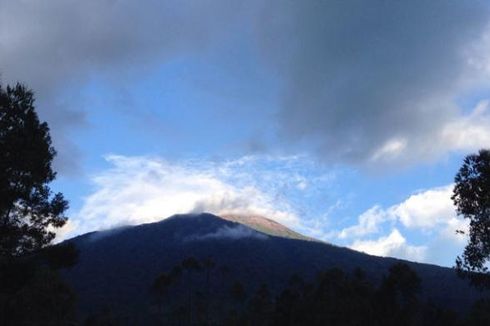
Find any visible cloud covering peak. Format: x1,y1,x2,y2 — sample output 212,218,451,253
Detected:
67,154,333,238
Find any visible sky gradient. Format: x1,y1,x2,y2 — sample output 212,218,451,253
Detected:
2,0,490,267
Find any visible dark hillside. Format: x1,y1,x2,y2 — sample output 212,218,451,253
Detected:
62,213,483,323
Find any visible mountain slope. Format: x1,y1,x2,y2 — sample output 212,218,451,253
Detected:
220,213,312,241
62,213,482,323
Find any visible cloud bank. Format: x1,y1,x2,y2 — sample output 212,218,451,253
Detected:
261,1,490,166
2,1,490,170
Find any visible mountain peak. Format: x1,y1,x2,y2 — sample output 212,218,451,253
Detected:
218,213,312,241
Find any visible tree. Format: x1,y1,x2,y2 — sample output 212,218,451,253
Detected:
248,284,273,326
0,83,68,257
181,257,202,324
3,266,77,325
452,149,490,286
151,272,176,323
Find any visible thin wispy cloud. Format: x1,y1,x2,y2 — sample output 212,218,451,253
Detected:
184,225,268,242
64,154,334,238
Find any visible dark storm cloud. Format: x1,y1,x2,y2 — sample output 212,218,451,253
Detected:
258,0,490,166
1,0,489,170
0,0,244,173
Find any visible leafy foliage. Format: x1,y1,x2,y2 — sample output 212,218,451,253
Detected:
0,83,68,257
452,149,490,287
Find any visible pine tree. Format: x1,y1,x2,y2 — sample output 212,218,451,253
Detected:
0,83,68,257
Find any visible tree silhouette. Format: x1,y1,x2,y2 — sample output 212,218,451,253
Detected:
466,298,490,326
452,149,490,287
0,83,68,257
274,287,300,325
144,260,485,325
0,83,76,325
376,263,421,326
149,265,184,324
383,263,421,304
180,257,202,324
152,273,173,313
202,256,215,324
150,258,235,324
226,280,247,325
249,283,273,326
181,256,202,272
230,281,247,305
6,266,76,324
0,258,77,325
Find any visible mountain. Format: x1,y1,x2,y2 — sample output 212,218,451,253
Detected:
220,213,312,241
62,213,482,323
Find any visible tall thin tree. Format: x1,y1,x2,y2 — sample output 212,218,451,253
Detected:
0,83,68,257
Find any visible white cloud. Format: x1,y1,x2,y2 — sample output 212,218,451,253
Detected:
440,217,469,244
366,100,490,167
340,184,469,265
390,185,456,229
370,138,407,162
340,185,458,238
52,219,79,243
351,229,427,262
439,100,490,153
68,154,335,238
338,206,393,239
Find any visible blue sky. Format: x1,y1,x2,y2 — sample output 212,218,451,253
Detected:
2,0,490,267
